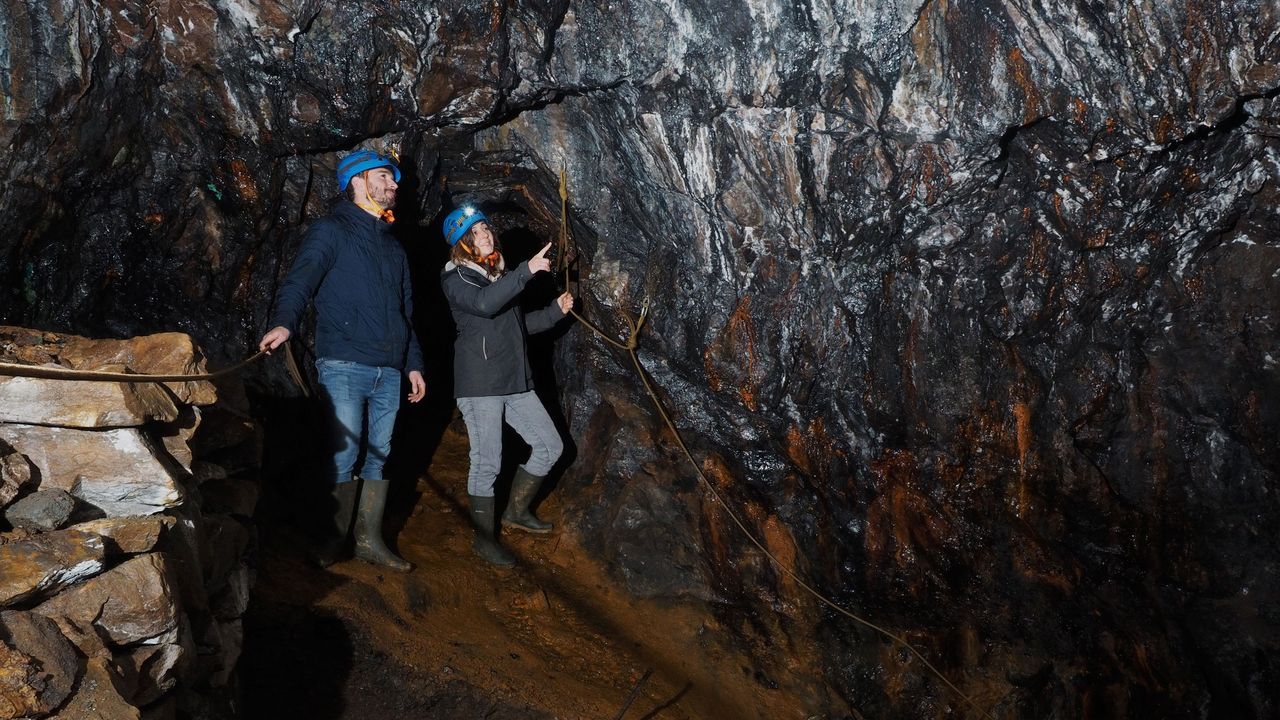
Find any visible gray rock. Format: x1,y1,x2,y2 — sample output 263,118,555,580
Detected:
4,488,76,532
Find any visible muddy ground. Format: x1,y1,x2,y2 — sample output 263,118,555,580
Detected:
238,417,809,720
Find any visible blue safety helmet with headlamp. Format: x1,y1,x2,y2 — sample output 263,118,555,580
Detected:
444,206,488,246
336,150,401,191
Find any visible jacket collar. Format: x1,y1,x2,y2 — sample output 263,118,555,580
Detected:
334,199,394,233
445,257,505,281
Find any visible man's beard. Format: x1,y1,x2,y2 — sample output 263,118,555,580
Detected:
371,189,397,208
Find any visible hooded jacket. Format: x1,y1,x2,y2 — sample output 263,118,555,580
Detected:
269,200,424,373
441,258,566,398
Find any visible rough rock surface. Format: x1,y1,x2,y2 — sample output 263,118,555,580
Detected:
0,444,32,510
0,425,183,517
0,2,1276,718
0,374,178,427
0,530,106,608
0,610,81,719
35,553,179,648
3,488,76,532
67,516,170,556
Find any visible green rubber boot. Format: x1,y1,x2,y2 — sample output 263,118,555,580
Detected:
501,467,553,534
353,478,411,572
313,480,357,568
468,495,515,567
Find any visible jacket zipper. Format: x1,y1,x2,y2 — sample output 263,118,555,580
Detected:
482,336,487,360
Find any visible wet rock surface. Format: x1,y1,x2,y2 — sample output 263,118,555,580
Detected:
2,2,1278,718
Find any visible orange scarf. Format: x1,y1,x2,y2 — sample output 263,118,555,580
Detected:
461,242,502,276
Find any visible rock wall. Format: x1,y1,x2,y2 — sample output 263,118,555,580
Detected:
0,327,260,718
1,2,1277,718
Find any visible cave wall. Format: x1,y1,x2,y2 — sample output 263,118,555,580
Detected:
2,1,1278,718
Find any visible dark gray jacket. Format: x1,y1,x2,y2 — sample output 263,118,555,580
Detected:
441,260,566,398
269,201,424,373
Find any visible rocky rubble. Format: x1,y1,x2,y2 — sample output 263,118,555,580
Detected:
0,326,261,719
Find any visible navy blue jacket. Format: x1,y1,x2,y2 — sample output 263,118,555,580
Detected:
269,201,424,373
441,260,566,398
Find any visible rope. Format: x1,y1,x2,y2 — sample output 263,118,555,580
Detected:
555,172,994,719
0,351,267,383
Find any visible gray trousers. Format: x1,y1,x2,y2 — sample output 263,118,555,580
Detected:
457,391,563,497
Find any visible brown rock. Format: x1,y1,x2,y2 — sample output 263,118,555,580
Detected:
0,530,106,607
48,657,140,720
116,643,184,705
0,445,32,509
0,373,178,428
154,406,201,471
35,553,177,647
0,610,82,718
59,332,217,406
0,425,183,517
68,516,172,555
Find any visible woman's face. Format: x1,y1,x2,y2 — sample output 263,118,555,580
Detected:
469,221,495,255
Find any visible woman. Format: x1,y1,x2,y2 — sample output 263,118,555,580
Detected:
440,206,574,566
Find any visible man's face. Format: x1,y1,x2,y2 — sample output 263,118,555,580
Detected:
355,167,398,208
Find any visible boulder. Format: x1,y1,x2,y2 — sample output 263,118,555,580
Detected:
0,610,82,719
116,642,185,706
0,530,106,607
0,425,183,517
3,488,77,532
58,332,217,407
68,516,172,555
0,446,32,510
35,553,178,647
0,373,178,427
48,657,140,720
154,406,201,471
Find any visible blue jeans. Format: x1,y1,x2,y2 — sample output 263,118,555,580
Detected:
316,358,401,485
457,391,563,496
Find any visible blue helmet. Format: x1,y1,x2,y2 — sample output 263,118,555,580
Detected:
336,150,401,190
444,206,487,246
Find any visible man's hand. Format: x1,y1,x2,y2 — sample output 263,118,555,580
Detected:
527,242,553,274
259,326,291,353
556,292,574,314
407,370,426,403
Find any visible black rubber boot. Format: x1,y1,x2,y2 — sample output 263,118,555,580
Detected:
354,478,412,571
313,480,357,568
501,467,553,534
468,495,515,567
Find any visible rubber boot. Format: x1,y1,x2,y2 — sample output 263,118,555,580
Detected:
501,467,553,534
353,479,412,571
468,495,515,567
313,480,357,568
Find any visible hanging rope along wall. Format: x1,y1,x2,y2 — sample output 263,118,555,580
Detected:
554,167,995,719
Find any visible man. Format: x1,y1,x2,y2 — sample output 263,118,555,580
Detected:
260,149,426,571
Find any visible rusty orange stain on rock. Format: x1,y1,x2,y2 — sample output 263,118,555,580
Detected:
1071,97,1088,124
1007,47,1043,123
705,296,760,411
229,159,258,203
1013,400,1032,518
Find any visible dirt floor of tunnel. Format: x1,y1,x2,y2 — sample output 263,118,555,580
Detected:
239,421,809,720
